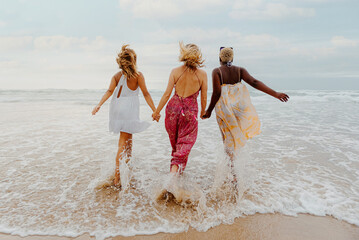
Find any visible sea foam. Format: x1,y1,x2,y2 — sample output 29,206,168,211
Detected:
0,89,358,239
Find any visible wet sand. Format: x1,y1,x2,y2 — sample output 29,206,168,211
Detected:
1,213,358,240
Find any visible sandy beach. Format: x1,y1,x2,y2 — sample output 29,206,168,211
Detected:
1,213,358,240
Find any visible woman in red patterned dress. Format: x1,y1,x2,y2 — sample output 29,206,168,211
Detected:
152,42,208,173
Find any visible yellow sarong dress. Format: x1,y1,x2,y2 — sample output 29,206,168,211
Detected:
215,70,261,153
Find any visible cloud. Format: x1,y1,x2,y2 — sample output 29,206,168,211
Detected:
286,36,359,59
145,28,281,50
0,35,108,53
0,21,6,27
0,60,19,69
0,35,114,89
0,37,115,89
120,0,180,18
138,28,285,74
288,46,336,59
33,36,87,50
287,36,358,59
0,36,33,51
81,36,108,51
146,28,241,44
331,36,358,47
242,34,281,47
118,0,222,19
32,35,108,51
230,0,315,20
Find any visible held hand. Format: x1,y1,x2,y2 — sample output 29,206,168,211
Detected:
201,110,211,119
92,105,101,115
152,112,161,122
200,110,206,119
275,92,289,102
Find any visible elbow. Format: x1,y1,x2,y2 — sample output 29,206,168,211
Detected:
106,89,113,94
251,80,259,88
213,92,221,99
164,92,171,99
143,91,150,98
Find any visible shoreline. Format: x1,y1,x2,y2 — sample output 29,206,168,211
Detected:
1,213,358,240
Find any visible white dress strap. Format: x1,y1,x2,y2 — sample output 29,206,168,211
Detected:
117,74,125,87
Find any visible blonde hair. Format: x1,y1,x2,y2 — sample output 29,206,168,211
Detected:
219,47,234,63
116,44,138,79
179,42,204,69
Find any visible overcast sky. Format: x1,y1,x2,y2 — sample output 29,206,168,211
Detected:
0,0,358,90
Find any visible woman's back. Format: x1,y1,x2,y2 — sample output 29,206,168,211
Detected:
173,66,204,98
113,74,139,98
218,65,241,85
125,74,140,91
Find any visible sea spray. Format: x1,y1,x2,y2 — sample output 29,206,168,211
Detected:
153,173,207,211
211,144,255,201
1,89,359,239
119,160,131,192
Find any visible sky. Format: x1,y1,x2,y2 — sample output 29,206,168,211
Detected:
0,0,358,90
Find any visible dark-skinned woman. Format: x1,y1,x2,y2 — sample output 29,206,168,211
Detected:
202,47,289,184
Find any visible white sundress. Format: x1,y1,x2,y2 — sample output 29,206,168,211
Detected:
109,74,150,134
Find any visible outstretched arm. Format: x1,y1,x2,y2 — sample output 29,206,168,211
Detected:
138,72,156,112
152,70,175,120
92,72,121,115
241,68,289,102
200,71,208,118
202,69,221,119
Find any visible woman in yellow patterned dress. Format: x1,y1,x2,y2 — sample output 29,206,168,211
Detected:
203,47,289,165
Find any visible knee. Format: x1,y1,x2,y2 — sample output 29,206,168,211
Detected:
121,132,131,138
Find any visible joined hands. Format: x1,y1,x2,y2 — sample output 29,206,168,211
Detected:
201,110,211,119
152,112,161,122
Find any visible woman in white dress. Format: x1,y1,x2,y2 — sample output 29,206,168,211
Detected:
92,45,157,186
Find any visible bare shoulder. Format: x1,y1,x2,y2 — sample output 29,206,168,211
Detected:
135,72,143,85
171,66,183,75
169,66,183,79
111,71,121,84
137,71,144,79
239,66,248,73
113,71,122,79
196,68,207,77
212,67,220,74
174,65,184,71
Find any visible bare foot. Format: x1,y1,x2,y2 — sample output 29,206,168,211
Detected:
114,171,121,187
231,179,238,193
161,190,175,202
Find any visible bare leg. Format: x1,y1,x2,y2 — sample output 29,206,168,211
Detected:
227,150,238,190
221,128,238,190
114,132,132,186
125,135,133,164
170,165,179,173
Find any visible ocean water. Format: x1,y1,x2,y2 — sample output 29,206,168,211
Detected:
0,88,358,239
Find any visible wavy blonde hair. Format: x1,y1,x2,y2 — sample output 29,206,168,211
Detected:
116,44,138,79
179,42,204,69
